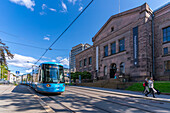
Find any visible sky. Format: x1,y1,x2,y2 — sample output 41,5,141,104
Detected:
0,0,169,75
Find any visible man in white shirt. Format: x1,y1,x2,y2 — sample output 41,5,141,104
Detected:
145,77,155,98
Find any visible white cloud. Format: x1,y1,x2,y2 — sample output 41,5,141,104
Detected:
10,0,35,11
7,54,37,68
49,8,57,12
26,69,32,73
43,37,50,41
56,57,69,66
40,11,46,15
68,0,77,5
56,57,62,61
61,1,67,12
51,59,56,62
78,6,83,11
42,4,47,10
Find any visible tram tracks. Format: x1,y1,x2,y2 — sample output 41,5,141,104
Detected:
67,87,170,111
48,96,76,113
27,85,170,113
49,95,114,113
66,87,170,113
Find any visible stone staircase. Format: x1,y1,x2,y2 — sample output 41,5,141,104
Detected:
76,79,134,90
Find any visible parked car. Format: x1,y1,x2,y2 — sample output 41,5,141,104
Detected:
0,79,9,84
0,79,6,84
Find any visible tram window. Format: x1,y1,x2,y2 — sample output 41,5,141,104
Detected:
38,67,41,82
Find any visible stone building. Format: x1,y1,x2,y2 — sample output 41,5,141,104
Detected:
75,46,93,74
75,3,170,81
69,43,91,72
154,3,170,80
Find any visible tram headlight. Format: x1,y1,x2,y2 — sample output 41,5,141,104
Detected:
46,84,51,87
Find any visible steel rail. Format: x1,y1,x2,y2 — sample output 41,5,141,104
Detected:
48,96,76,113
66,89,158,113
67,88,170,111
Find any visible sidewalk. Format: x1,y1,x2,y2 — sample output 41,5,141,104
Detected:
70,85,170,103
0,85,46,113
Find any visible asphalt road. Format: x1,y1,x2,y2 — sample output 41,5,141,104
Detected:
0,85,170,113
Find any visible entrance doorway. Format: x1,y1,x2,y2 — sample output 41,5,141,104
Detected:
110,63,117,78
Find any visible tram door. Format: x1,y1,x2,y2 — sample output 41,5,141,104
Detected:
110,63,117,78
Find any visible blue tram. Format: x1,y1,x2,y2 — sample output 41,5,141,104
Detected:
29,62,65,94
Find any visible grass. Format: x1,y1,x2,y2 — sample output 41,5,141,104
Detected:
126,81,170,93
65,83,73,85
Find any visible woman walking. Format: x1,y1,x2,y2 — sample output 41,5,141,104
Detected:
145,77,155,98
143,77,149,94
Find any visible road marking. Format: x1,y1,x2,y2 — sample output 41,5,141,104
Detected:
27,87,55,113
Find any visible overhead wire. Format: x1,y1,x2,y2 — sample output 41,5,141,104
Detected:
1,39,69,51
34,0,94,65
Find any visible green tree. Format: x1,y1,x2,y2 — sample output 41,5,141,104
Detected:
71,71,92,83
0,63,8,80
0,40,14,65
27,73,31,81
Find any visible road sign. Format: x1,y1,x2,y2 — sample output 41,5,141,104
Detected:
16,71,20,74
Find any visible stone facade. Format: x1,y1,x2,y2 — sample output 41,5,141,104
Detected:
75,3,170,81
75,46,94,77
69,43,91,72
154,3,170,80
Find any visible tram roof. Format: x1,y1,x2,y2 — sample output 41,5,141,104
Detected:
40,62,63,66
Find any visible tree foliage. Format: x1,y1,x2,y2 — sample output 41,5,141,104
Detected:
0,63,8,80
71,71,91,82
0,40,14,65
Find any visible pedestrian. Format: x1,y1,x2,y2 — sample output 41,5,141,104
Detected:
145,77,156,98
143,77,149,94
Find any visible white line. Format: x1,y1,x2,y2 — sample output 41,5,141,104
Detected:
27,87,55,113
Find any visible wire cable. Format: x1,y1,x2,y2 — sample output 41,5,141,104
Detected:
34,0,94,65
2,39,69,51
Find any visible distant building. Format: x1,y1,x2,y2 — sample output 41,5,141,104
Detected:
75,3,170,81
69,43,91,72
76,46,94,76
9,73,16,83
64,68,69,83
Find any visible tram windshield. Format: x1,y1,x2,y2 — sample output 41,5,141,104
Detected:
42,64,64,83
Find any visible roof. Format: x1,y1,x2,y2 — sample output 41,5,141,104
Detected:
154,2,170,12
40,62,63,66
92,3,151,42
75,45,93,56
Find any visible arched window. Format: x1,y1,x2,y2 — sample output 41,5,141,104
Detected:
120,62,125,74
104,66,107,76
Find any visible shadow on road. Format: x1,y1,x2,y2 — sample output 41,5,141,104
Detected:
0,85,46,113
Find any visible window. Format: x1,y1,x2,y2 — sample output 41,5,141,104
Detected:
84,59,87,66
111,42,116,54
104,45,108,57
120,62,125,74
119,38,125,52
89,57,92,65
111,27,114,32
163,27,170,42
164,47,168,55
79,61,82,67
104,66,107,76
164,61,170,71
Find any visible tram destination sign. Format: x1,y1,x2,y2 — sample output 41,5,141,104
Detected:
133,26,138,66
